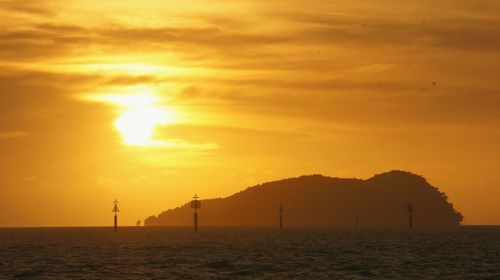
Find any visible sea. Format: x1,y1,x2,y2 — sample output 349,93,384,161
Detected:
0,226,499,279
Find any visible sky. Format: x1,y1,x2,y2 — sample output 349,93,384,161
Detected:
0,0,499,227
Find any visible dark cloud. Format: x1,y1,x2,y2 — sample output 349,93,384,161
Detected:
97,26,289,51
94,16,500,53
0,23,92,60
0,0,58,16
273,12,500,52
172,78,500,128
2,8,500,65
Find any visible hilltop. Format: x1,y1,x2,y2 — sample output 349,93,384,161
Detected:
145,171,463,227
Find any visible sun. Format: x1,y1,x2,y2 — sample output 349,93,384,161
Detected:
115,106,163,146
78,86,177,147
112,93,174,146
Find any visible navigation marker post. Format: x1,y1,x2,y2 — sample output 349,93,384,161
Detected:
112,199,120,232
191,194,201,233
279,202,284,229
407,201,414,230
355,212,359,230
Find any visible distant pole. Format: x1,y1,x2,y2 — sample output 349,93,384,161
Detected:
112,199,120,232
279,202,284,229
407,202,414,230
355,212,359,230
191,194,201,233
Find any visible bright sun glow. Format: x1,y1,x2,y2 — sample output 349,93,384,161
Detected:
114,93,174,146
115,105,171,146
80,88,175,146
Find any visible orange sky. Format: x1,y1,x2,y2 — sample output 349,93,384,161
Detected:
0,0,499,227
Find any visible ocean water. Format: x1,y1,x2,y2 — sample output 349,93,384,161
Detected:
0,227,499,279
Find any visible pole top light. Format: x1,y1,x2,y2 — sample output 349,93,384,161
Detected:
191,194,201,209
407,201,413,213
112,199,120,213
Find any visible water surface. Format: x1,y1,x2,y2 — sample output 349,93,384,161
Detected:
1,227,499,279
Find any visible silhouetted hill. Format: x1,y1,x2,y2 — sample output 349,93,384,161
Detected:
145,171,463,227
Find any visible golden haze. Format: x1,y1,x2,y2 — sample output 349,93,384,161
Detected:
0,0,499,226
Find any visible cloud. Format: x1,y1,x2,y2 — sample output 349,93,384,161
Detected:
0,0,58,16
2,0,500,137
144,138,218,150
93,14,500,53
2,4,500,67
0,131,31,139
0,23,93,61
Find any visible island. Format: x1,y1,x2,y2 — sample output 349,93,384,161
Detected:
145,170,463,227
